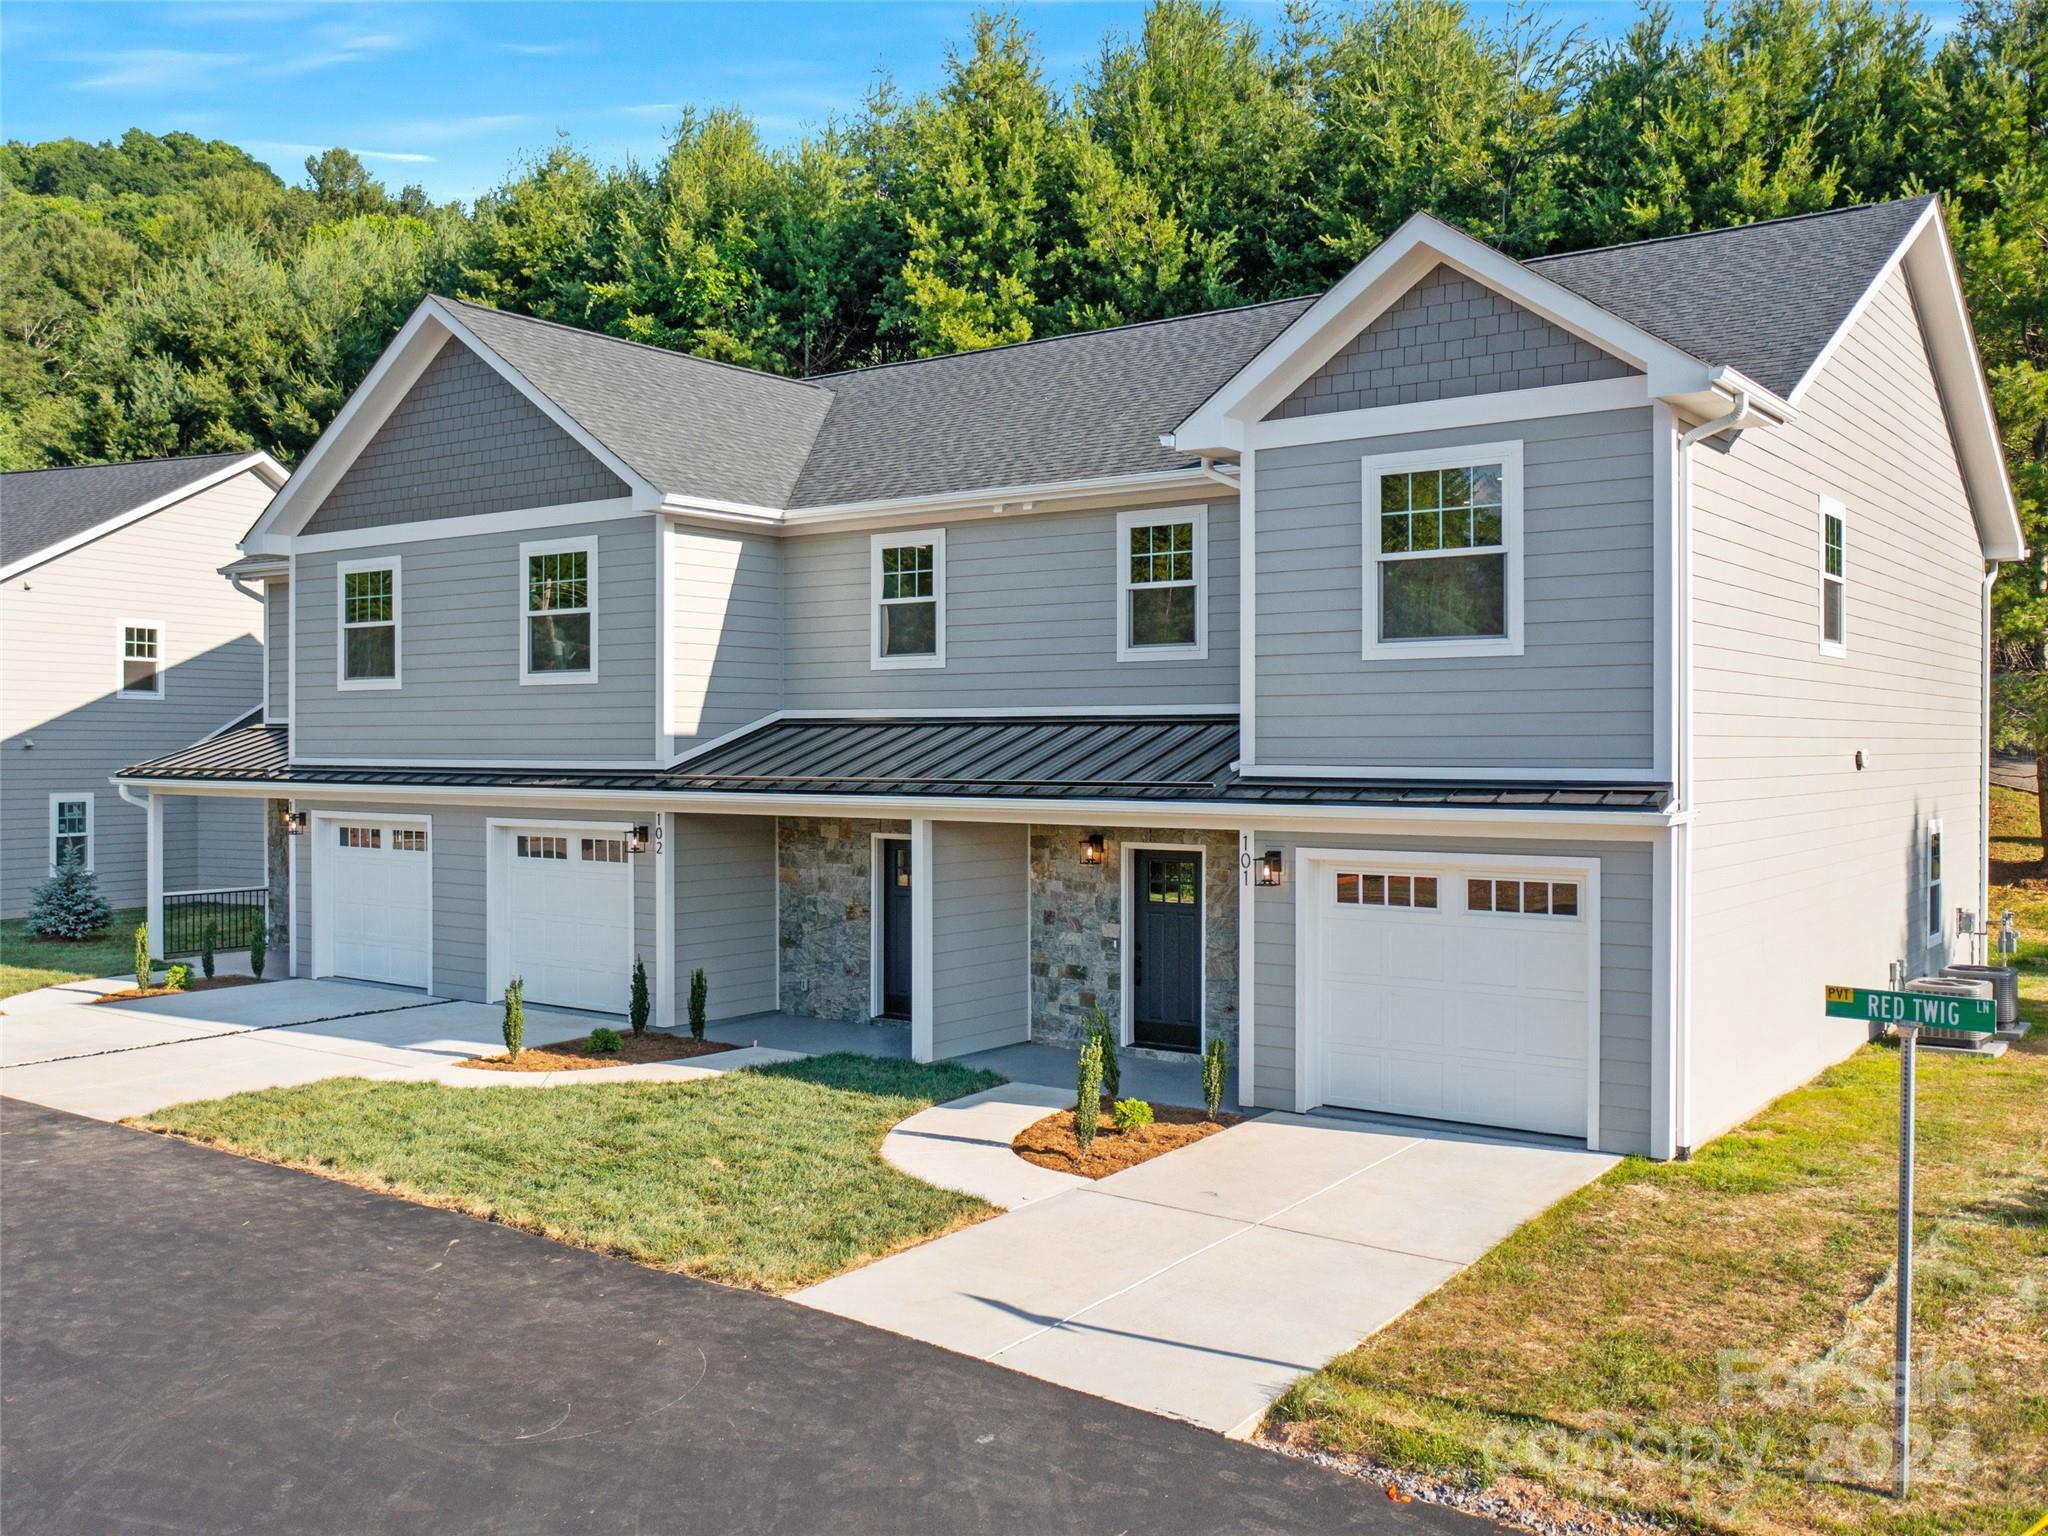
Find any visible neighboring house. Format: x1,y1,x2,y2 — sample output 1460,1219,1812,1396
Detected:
2,452,286,919
115,196,2018,1158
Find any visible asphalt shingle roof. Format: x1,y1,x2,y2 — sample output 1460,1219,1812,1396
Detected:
1,452,258,567
1529,196,1934,399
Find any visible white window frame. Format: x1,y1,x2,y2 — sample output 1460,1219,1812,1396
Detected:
116,619,166,701
1819,495,1847,658
1116,507,1208,662
336,555,401,691
1360,439,1524,660
518,538,600,685
1926,818,1944,943
48,793,94,875
870,528,946,670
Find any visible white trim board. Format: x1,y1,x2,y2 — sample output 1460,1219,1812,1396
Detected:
1247,376,1649,452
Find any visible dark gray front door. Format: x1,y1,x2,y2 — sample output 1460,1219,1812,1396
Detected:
1133,850,1201,1052
880,839,912,1019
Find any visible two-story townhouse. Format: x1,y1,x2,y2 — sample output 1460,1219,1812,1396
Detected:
115,196,2019,1159
2,452,286,922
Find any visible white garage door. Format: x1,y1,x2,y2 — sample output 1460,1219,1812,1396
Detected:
1313,864,1590,1138
321,820,432,989
500,828,633,1014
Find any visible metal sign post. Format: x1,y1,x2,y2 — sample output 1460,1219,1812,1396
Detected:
1894,1021,1916,1500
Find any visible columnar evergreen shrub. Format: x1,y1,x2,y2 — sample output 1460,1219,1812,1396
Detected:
249,924,267,979
23,851,112,940
629,955,650,1036
133,923,150,992
1202,1035,1228,1121
502,978,525,1060
200,919,218,980
1074,1036,1103,1154
1084,1004,1120,1100
688,967,707,1041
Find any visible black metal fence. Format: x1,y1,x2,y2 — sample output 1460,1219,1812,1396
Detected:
163,888,266,957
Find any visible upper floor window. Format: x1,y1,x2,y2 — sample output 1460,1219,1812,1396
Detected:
522,541,596,683
871,529,945,669
118,622,163,699
338,558,399,689
1117,508,1207,661
50,794,92,874
1820,497,1846,656
1361,441,1523,660
1926,821,1943,941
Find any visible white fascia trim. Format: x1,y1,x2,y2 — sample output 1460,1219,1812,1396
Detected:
1239,446,1258,767
1239,762,1665,783
1,453,285,583
1172,212,1721,452
771,468,1224,535
1248,376,1650,452
277,499,644,556
290,754,673,771
1115,505,1209,663
1788,199,1941,407
114,777,1677,832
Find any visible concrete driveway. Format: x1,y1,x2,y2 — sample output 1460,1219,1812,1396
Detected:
799,1112,1618,1437
0,977,787,1120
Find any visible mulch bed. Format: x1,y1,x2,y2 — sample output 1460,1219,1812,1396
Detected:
93,976,264,1004
1013,1098,1243,1178
459,1031,738,1072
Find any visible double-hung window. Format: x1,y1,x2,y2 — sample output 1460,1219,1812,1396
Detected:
337,558,400,688
1926,820,1943,942
871,530,945,668
49,794,92,874
1820,497,1846,656
118,621,163,698
1362,441,1523,659
521,540,596,682
1117,508,1207,660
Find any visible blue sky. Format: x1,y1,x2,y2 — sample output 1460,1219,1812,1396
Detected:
3,1,1970,204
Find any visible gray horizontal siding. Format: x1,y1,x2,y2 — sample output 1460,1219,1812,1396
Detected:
674,813,777,1020
670,526,783,750
304,340,627,535
782,500,1238,711
265,578,288,722
293,517,659,763
1250,829,1653,1156
928,820,1029,1058
1254,408,1655,768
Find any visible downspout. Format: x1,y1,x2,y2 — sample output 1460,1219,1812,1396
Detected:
1982,561,2000,964
1670,379,1766,1158
227,573,264,604
1194,454,1240,493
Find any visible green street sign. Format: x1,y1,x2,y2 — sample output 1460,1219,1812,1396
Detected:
1825,985,1996,1034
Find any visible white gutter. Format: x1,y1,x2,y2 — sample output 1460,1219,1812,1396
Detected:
662,467,1223,534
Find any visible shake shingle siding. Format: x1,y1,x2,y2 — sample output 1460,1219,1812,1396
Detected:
1270,266,1637,419
305,342,629,534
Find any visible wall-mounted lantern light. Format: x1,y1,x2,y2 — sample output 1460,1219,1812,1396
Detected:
282,809,308,836
627,825,652,855
1257,849,1284,887
1080,832,1106,866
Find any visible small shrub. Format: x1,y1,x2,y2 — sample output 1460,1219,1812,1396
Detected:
1084,1004,1120,1100
23,850,113,940
688,967,707,1041
1202,1035,1229,1120
587,1026,622,1055
163,963,193,992
249,923,268,979
1074,1036,1103,1154
133,923,150,992
1112,1097,1154,1132
200,919,218,980
629,955,650,1036
502,978,525,1060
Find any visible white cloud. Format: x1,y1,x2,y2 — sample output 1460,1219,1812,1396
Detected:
614,102,683,123
500,42,564,56
73,48,255,91
245,139,436,165
261,27,413,78
387,113,536,144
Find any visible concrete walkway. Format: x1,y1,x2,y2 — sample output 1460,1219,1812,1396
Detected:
880,1083,1085,1208
799,1113,1618,1437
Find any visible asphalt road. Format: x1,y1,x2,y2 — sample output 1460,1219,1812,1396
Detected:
0,1099,1491,1536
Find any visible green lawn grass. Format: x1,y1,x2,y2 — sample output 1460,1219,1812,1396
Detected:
133,1053,1004,1293
0,908,144,1001
1268,799,2048,1535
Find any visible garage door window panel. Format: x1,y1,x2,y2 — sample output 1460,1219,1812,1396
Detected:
1362,443,1522,660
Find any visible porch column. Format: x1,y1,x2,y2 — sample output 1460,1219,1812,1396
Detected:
653,811,677,1031
264,797,290,975
910,818,934,1062
145,791,165,967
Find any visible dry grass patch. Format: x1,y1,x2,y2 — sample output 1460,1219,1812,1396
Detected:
459,1031,737,1071
1013,1100,1242,1177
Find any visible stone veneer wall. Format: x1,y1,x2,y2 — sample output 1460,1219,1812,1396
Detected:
1028,826,1238,1051
776,816,909,1019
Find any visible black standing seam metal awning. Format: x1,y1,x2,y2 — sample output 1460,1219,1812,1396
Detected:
114,715,1673,812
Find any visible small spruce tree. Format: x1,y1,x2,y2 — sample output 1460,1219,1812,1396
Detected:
629,955,650,1036
23,850,113,940
502,977,525,1060
1084,1005,1119,1100
688,967,708,1041
1202,1035,1228,1121
200,919,218,980
1074,1036,1103,1154
249,922,268,980
133,923,151,992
